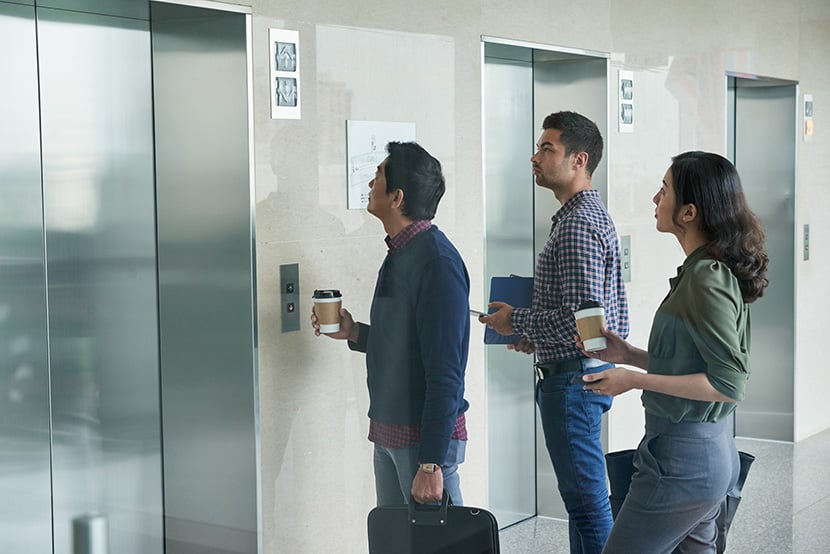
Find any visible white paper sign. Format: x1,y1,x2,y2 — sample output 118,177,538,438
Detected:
346,120,416,210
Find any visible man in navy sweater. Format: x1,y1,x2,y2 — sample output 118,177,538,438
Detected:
312,141,470,506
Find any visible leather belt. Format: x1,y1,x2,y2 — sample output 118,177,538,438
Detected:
535,357,604,380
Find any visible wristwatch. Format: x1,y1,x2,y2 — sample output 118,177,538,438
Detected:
419,463,440,474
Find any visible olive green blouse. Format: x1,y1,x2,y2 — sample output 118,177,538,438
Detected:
643,245,750,423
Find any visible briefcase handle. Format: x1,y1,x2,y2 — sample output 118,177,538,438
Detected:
407,490,453,526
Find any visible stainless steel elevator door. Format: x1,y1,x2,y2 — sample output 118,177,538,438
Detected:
729,79,796,442
1,2,255,552
0,3,52,552
532,51,609,520
151,4,258,553
37,6,164,553
483,41,611,525
483,44,537,528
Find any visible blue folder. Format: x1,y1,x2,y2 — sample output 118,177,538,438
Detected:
484,275,534,345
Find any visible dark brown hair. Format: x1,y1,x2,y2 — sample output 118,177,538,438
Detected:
542,111,604,176
671,151,769,303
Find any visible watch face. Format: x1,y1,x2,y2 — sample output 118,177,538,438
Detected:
420,463,438,473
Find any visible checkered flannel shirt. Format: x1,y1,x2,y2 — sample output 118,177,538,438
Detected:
512,190,629,364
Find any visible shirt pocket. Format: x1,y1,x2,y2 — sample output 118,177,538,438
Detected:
647,311,678,359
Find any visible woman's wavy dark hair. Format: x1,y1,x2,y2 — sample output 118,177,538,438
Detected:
670,151,769,303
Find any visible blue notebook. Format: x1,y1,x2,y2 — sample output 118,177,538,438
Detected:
484,275,534,345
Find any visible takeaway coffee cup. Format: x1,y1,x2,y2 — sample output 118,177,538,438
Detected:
313,289,342,333
574,300,606,352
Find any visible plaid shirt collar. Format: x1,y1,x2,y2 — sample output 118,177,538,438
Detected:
551,189,600,225
385,220,432,254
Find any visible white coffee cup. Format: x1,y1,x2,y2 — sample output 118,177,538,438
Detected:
313,289,342,333
574,300,606,352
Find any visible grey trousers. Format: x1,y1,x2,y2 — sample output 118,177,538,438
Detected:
373,439,466,506
603,413,739,554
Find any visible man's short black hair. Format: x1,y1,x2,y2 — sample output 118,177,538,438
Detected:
542,111,604,176
384,141,445,220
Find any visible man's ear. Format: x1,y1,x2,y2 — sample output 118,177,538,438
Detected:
572,151,589,171
391,188,404,210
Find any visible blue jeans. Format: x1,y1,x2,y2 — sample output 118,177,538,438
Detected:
372,439,466,506
537,359,614,554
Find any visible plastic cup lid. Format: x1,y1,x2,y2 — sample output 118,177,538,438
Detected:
313,289,341,299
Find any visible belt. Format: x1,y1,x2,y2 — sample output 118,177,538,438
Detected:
535,357,604,380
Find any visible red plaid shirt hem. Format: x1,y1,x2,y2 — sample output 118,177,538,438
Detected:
368,412,468,449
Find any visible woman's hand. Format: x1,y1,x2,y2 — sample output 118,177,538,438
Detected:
576,326,631,364
581,366,639,397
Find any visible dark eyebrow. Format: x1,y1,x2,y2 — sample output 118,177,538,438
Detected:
537,141,554,149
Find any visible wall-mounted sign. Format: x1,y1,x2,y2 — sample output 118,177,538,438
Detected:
269,28,301,119
618,70,634,133
346,120,416,210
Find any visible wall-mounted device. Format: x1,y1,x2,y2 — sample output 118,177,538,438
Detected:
621,235,631,282
280,263,300,332
618,70,634,133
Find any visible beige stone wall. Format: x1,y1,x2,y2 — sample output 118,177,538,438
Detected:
233,1,830,551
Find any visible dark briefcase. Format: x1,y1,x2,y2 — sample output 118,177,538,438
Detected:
367,492,500,554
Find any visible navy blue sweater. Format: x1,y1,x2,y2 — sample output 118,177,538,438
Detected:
349,226,470,464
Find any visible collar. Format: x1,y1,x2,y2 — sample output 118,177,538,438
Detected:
385,220,432,254
551,189,599,224
679,244,710,272
670,244,711,289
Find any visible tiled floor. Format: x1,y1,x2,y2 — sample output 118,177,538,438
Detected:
499,427,830,553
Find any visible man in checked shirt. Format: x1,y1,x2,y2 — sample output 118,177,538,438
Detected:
481,111,629,554
312,141,470,507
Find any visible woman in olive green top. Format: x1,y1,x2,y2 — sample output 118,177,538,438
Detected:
578,151,768,553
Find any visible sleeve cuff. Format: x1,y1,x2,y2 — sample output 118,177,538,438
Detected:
347,322,370,353
511,307,529,335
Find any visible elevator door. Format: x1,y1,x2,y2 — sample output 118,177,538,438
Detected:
151,3,259,552
0,3,52,552
727,77,797,442
37,5,165,553
532,52,609,519
483,38,609,525
0,2,257,552
483,42,537,528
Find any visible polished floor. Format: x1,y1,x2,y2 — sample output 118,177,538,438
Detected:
499,427,830,553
